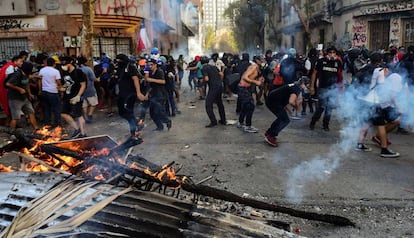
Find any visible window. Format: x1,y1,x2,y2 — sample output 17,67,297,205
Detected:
403,19,414,47
369,20,390,50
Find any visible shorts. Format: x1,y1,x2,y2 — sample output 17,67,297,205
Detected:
8,98,34,120
61,99,83,118
370,106,400,126
82,94,99,108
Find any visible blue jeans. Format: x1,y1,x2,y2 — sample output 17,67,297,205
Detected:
238,86,255,127
117,94,137,135
149,96,170,129
265,100,290,137
41,91,61,127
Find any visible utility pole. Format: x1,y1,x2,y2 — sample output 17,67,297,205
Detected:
81,0,95,67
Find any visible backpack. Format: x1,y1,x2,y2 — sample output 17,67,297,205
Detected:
272,63,283,86
228,73,241,94
94,62,115,78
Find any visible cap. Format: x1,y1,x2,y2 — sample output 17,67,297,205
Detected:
138,58,147,66
148,58,157,64
159,56,167,64
287,48,297,57
51,55,60,64
21,62,34,75
150,47,159,55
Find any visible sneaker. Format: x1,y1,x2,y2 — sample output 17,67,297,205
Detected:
301,111,307,116
264,133,278,147
78,134,88,138
290,115,302,120
354,143,372,152
397,127,410,135
219,120,227,125
244,126,258,133
371,135,391,146
85,115,92,124
380,148,400,158
323,126,330,131
237,122,245,129
309,121,315,130
106,112,114,117
71,129,81,139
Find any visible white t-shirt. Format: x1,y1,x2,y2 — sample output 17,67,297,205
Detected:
39,66,61,93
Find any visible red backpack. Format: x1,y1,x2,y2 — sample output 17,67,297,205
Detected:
272,63,283,86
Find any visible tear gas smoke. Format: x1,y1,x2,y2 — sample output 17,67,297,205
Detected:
286,68,414,204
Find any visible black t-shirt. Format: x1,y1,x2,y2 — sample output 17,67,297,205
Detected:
202,64,223,90
117,63,139,97
149,68,167,98
6,70,30,101
315,57,343,88
267,84,299,106
62,68,87,99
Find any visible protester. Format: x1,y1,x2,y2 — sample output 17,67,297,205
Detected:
145,58,172,131
39,57,62,127
115,54,146,136
60,56,87,138
309,46,343,131
5,62,39,130
264,81,302,146
237,55,265,133
78,56,98,124
201,56,226,127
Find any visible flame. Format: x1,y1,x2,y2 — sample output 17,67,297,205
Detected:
0,164,14,172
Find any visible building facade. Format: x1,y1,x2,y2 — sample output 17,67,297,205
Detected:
267,0,414,54
0,0,190,60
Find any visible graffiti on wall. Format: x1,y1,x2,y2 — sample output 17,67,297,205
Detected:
94,0,140,16
390,18,400,47
359,0,414,15
352,19,367,47
0,17,46,31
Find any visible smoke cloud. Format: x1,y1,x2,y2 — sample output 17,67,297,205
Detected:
285,68,414,204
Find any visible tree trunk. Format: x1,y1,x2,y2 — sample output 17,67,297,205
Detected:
81,0,95,67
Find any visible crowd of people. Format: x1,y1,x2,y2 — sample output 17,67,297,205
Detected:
1,44,413,159
186,44,413,158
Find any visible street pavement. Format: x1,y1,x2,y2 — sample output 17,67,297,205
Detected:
82,84,414,206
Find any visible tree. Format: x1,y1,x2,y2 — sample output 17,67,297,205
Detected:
80,0,95,67
223,0,271,52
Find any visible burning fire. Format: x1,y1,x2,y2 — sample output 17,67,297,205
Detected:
0,126,186,187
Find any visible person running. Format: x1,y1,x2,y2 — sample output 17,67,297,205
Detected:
145,58,172,131
60,56,87,138
115,54,146,137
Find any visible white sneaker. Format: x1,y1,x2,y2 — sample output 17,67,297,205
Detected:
237,122,245,129
244,126,258,133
